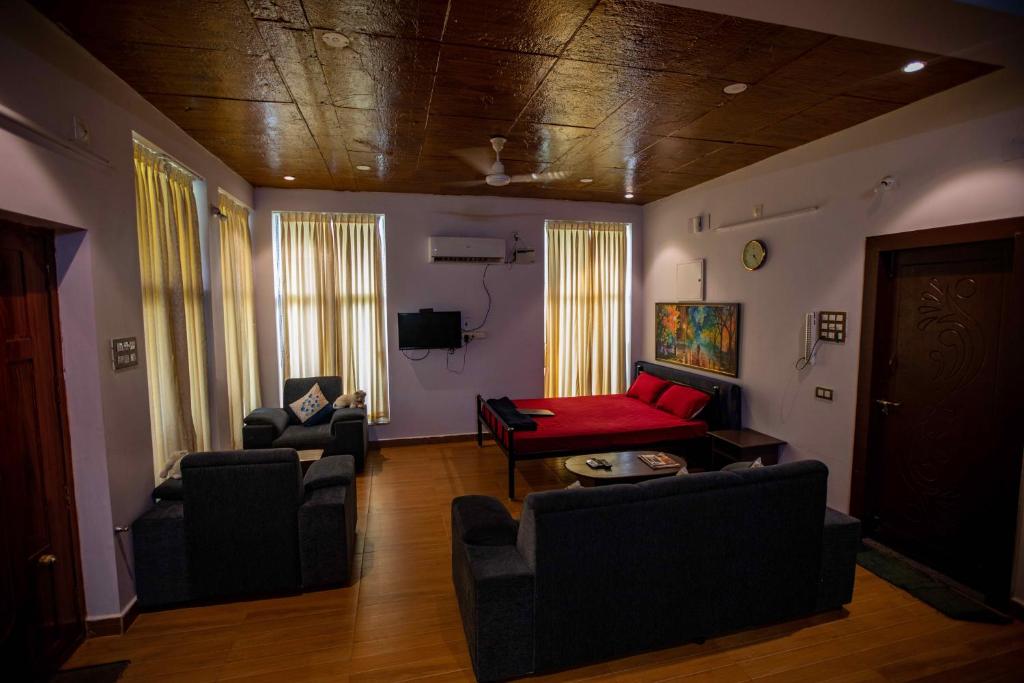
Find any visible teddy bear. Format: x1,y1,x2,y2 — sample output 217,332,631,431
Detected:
159,449,188,480
333,389,366,409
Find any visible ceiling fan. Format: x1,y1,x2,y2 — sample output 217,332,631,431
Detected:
449,136,565,188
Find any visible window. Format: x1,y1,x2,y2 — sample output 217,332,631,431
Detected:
273,211,390,422
132,135,210,480
544,220,631,397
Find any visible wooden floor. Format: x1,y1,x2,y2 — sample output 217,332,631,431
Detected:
65,442,1024,682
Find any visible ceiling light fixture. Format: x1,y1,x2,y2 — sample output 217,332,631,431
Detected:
355,164,371,171
624,192,635,199
580,178,593,183
902,60,926,73
283,175,296,181
723,83,748,95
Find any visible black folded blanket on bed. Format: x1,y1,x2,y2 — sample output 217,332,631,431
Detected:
486,397,538,432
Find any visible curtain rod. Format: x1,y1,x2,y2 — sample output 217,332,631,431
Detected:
132,132,204,181
0,103,111,169
714,205,819,231
218,187,252,213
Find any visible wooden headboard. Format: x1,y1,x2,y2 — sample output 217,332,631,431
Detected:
634,360,742,431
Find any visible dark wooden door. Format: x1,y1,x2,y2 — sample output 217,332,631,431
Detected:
867,238,1019,600
0,223,84,678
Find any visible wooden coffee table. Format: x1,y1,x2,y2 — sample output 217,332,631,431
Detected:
297,448,324,474
564,451,686,487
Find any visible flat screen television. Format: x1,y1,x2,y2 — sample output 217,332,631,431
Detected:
398,310,463,350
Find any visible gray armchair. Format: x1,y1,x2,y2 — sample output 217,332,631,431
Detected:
242,376,368,470
133,449,357,608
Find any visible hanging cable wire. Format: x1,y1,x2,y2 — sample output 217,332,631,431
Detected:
465,263,492,332
794,338,822,370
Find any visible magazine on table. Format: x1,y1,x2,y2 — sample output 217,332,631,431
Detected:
639,453,680,470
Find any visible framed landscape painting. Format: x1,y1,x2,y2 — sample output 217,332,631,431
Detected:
655,303,740,377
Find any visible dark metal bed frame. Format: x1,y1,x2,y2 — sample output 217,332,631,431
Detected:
476,360,743,498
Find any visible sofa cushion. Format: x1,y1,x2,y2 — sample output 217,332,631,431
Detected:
626,371,671,404
288,382,332,425
283,377,343,424
152,477,183,502
274,423,333,450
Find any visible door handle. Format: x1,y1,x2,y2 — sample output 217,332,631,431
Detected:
37,554,57,567
875,399,902,415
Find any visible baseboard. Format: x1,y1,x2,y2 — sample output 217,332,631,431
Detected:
86,596,138,637
1008,597,1024,621
370,433,493,448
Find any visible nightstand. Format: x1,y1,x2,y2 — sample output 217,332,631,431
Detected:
708,429,786,469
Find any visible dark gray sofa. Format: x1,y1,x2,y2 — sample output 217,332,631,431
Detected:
133,448,356,608
451,460,860,681
243,376,368,470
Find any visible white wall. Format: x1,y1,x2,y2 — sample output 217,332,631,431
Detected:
642,69,1024,595
252,190,644,440
0,2,252,617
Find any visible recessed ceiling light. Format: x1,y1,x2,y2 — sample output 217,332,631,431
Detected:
624,193,635,199
355,164,371,171
580,178,594,183
723,83,748,95
283,175,296,181
321,32,349,49
902,60,926,73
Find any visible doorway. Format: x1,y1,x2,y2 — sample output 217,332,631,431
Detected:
852,218,1024,605
0,221,85,677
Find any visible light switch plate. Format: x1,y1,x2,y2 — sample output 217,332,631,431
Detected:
815,386,834,401
111,337,139,370
818,311,847,343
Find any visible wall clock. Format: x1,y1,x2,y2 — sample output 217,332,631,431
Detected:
742,239,767,271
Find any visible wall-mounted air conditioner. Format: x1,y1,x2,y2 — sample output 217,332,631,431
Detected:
429,236,506,263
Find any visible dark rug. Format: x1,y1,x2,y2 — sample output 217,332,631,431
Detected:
857,545,1011,624
52,661,129,683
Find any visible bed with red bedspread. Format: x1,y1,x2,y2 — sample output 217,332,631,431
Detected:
477,361,742,498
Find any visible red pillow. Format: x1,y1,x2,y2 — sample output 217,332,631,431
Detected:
626,372,671,404
655,384,711,420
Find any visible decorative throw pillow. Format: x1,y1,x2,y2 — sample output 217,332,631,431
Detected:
626,372,671,404
674,464,690,477
750,457,764,468
655,384,711,420
289,383,332,425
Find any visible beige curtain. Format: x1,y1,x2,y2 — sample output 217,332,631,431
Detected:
133,141,210,481
276,212,390,422
545,220,629,398
219,193,261,448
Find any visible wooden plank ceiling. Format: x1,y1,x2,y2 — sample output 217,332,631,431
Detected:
34,0,997,203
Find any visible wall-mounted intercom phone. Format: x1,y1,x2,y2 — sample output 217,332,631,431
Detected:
795,312,818,370
804,313,817,363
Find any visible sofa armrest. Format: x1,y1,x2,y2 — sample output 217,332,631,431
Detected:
329,408,368,470
817,507,861,611
133,502,190,608
304,454,355,491
452,524,535,682
244,408,289,435
330,407,366,424
299,483,356,588
452,495,518,546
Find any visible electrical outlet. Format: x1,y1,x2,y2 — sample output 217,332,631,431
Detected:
815,386,834,401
